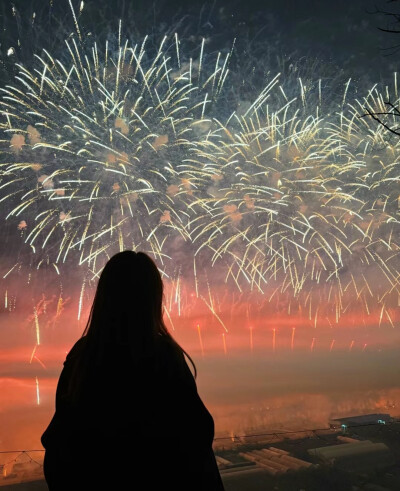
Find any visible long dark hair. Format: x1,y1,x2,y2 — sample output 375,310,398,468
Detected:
67,250,196,401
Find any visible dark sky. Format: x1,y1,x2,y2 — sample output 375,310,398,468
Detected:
0,0,399,85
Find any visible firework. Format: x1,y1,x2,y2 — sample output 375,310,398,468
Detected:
0,32,234,271
0,19,400,327
187,74,400,324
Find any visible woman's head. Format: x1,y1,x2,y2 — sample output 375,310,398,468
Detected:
83,251,167,348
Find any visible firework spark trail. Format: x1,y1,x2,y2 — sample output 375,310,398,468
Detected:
272,328,276,353
197,323,204,357
33,307,40,345
222,332,227,355
200,295,228,332
35,376,40,405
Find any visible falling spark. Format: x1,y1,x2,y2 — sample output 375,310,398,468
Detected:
200,295,228,332
349,340,355,351
33,307,40,345
310,337,316,352
78,280,85,321
329,339,335,352
68,0,82,41
291,327,295,352
272,328,276,353
56,295,63,317
30,344,38,364
34,355,46,369
222,333,227,356
3,264,19,279
193,257,199,298
163,306,176,331
35,376,40,405
197,324,204,358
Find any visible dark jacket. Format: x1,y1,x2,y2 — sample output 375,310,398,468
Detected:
41,335,224,490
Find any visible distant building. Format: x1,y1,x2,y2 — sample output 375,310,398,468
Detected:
239,446,314,475
329,413,391,429
308,440,394,474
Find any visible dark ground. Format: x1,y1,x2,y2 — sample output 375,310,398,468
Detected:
3,421,400,490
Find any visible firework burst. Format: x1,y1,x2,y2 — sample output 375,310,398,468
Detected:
0,32,234,270
1,20,400,326
185,74,400,323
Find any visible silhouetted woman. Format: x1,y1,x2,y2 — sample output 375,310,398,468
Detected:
41,251,224,490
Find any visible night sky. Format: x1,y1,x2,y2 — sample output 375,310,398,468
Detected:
1,0,399,83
